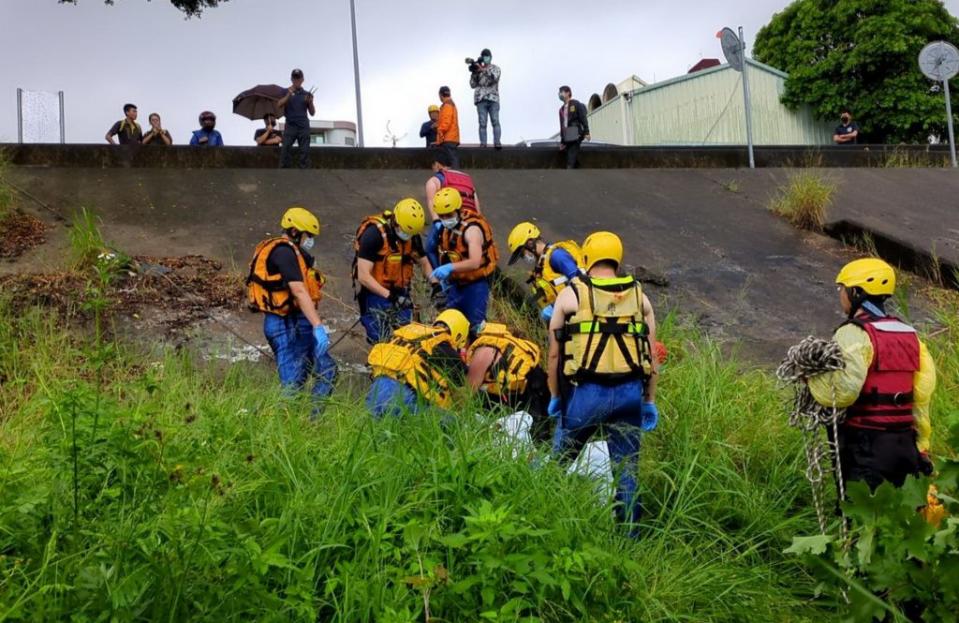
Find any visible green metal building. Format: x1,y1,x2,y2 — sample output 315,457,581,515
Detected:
586,60,834,146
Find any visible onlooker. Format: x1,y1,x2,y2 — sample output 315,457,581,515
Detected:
469,48,502,149
105,103,142,145
255,114,283,146
434,86,461,168
141,113,172,146
190,111,224,146
419,105,440,147
558,86,590,169
277,68,315,169
833,110,860,145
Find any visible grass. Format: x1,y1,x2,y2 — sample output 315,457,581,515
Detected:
0,151,14,222
769,171,835,231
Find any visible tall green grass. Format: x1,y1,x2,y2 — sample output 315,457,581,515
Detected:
769,171,835,231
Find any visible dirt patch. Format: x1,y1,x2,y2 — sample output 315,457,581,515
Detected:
0,212,48,259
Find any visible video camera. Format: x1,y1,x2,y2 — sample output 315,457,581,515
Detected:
465,55,482,73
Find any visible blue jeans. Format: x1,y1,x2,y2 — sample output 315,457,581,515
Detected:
366,376,420,419
552,379,646,527
359,290,411,344
446,277,490,334
263,313,337,414
425,221,443,274
476,100,501,147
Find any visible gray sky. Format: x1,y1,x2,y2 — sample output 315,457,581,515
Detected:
2,0,958,147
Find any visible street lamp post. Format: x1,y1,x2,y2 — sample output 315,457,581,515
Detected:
349,0,365,147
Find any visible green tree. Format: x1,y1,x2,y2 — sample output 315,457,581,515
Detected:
59,0,225,18
753,0,959,143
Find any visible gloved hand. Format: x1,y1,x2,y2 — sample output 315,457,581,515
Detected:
388,289,411,309
540,304,554,323
430,282,448,310
430,264,454,282
919,452,935,476
640,401,659,432
548,396,563,419
313,324,330,358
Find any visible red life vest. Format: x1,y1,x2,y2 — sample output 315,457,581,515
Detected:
843,315,919,431
438,169,478,213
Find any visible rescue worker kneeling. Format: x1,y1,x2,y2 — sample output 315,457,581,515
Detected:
366,309,470,419
353,198,438,343
506,221,584,323
430,187,499,336
547,231,659,530
808,258,937,490
466,323,552,442
246,207,337,413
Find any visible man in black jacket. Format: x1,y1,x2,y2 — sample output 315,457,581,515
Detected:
558,86,590,169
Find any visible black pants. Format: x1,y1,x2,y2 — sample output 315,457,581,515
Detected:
562,139,582,169
837,427,921,491
441,141,460,168
281,124,311,169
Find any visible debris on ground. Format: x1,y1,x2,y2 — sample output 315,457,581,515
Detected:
0,211,48,259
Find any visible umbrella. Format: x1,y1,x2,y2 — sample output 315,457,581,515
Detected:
232,84,288,120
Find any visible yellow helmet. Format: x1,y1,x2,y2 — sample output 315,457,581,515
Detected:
433,187,462,215
507,222,541,265
581,231,623,270
435,309,469,349
428,104,440,113
836,258,896,296
392,198,426,236
280,206,320,236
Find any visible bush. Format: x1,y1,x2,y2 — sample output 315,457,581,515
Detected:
770,172,835,231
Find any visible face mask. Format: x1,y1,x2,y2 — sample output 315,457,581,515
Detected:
440,217,459,230
482,56,491,64
299,236,314,251
558,93,565,102
523,253,536,265
395,229,412,241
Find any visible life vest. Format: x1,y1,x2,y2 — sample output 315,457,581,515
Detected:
367,323,458,408
438,213,499,284
352,213,415,292
437,170,478,213
560,276,653,384
466,323,541,396
529,241,584,306
842,315,919,431
246,238,324,316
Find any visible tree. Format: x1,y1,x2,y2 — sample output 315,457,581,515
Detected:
59,0,226,18
753,0,959,143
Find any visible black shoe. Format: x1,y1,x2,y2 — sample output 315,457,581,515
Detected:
494,144,503,150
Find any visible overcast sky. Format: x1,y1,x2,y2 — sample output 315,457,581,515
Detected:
2,0,958,147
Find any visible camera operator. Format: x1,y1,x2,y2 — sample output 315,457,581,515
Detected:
467,49,502,149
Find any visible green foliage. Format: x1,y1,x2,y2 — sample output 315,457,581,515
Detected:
0,150,13,221
769,171,835,230
59,0,226,18
754,0,959,143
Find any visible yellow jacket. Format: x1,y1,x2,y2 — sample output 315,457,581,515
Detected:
809,323,937,452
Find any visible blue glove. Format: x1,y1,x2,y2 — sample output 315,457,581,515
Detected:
430,264,454,282
540,304,554,323
640,402,659,432
313,325,330,358
548,396,562,419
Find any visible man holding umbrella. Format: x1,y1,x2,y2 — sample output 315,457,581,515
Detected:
277,68,316,169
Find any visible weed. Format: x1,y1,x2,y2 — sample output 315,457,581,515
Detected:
881,148,948,168
769,171,835,231
721,179,740,193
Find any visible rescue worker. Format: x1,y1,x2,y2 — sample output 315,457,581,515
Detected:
429,187,499,335
366,309,470,418
808,258,937,490
424,149,482,270
353,198,438,343
246,207,337,413
466,323,552,441
506,221,584,323
547,231,659,530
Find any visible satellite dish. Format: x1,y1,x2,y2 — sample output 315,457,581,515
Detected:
919,41,959,82
718,27,744,72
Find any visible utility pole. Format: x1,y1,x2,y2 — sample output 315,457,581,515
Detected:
739,27,755,169
349,0,364,147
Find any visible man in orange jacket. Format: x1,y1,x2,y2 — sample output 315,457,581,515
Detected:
434,85,461,168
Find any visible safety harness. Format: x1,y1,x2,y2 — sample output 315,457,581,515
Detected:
246,238,324,315
352,212,416,294
438,213,499,284
466,323,541,396
528,241,584,306
367,323,458,408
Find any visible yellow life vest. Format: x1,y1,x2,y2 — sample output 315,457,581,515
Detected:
466,323,541,396
246,238,324,316
560,276,653,383
530,241,584,306
367,323,458,408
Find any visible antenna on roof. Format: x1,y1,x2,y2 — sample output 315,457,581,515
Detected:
718,26,755,169
919,41,959,168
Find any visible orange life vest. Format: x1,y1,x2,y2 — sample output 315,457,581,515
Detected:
246,237,324,316
352,213,416,292
438,213,499,284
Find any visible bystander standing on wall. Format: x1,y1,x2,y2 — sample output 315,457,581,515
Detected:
141,113,172,146
833,110,861,145
469,48,502,149
558,86,589,169
277,68,315,168
105,103,142,145
420,105,440,147
256,114,283,146
190,111,224,146
434,86,461,168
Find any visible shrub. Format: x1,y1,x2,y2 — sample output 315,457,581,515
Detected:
770,172,835,231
